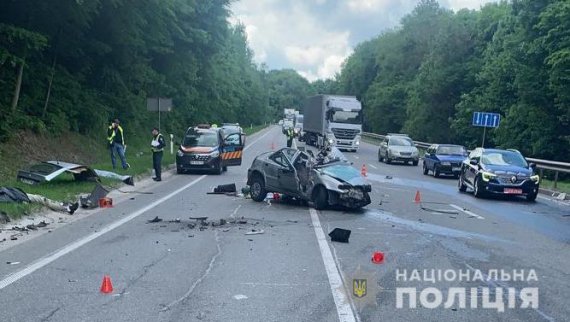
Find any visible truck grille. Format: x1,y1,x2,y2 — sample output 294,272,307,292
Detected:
332,128,359,140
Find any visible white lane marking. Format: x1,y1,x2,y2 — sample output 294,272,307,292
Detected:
0,128,271,290
0,175,207,290
368,164,378,169
449,204,485,220
309,209,356,322
354,156,359,159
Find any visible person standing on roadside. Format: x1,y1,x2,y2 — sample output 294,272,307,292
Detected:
151,127,165,181
107,119,129,170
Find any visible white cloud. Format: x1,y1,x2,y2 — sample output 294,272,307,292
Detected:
346,0,390,13
230,0,498,81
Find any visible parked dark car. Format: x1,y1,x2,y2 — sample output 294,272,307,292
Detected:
378,134,419,165
458,148,540,201
423,144,468,178
247,146,371,209
176,126,244,174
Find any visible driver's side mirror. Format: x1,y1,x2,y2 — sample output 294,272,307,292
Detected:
529,162,537,169
469,159,479,166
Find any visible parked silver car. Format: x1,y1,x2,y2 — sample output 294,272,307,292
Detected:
246,146,371,209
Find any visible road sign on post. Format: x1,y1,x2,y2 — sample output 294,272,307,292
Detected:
472,112,501,148
147,98,173,132
472,112,500,128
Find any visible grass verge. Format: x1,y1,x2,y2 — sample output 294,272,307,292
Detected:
1,125,267,220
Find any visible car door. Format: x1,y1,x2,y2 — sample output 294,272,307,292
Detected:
424,145,435,170
464,149,481,186
379,138,388,158
265,151,290,191
278,152,300,195
221,132,244,167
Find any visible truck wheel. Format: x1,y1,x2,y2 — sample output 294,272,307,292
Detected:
313,186,328,210
250,174,266,202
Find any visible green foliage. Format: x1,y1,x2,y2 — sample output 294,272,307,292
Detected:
0,0,268,143
333,0,569,160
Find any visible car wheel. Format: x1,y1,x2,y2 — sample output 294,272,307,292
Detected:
378,152,382,162
423,163,429,175
434,166,440,178
473,176,485,198
385,155,392,164
313,186,328,210
250,174,266,202
222,166,228,172
213,161,223,175
458,174,467,192
176,166,184,174
526,192,537,202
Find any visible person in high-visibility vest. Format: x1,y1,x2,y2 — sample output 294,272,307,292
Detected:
107,119,130,170
151,127,166,181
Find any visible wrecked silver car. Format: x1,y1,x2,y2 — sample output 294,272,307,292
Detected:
246,147,371,209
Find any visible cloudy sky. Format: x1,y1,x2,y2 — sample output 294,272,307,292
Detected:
229,0,496,81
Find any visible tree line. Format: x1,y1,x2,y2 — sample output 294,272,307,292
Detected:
329,0,569,161
0,0,273,142
1,0,568,161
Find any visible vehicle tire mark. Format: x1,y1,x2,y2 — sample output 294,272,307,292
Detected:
40,307,60,322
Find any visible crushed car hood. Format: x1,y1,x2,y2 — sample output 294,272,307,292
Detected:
319,164,367,186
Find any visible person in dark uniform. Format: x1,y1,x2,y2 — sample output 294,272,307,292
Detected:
286,127,295,148
151,127,166,181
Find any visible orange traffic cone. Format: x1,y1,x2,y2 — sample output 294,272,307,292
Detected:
414,190,421,204
371,251,384,264
100,275,113,294
361,164,367,177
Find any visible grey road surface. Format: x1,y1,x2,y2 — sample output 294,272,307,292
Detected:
0,126,568,322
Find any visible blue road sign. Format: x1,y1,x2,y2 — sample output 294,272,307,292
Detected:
472,112,500,128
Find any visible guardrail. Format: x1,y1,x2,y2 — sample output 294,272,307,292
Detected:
362,132,570,189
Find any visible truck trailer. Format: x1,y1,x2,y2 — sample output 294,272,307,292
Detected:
303,95,362,152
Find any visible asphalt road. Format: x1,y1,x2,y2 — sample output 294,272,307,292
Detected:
0,126,568,322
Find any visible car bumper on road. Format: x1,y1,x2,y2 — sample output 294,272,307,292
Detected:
331,188,371,208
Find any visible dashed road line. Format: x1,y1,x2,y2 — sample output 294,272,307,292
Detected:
368,164,378,169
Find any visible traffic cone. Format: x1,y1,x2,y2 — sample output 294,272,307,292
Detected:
100,275,113,294
414,190,421,204
361,164,367,177
371,251,384,264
